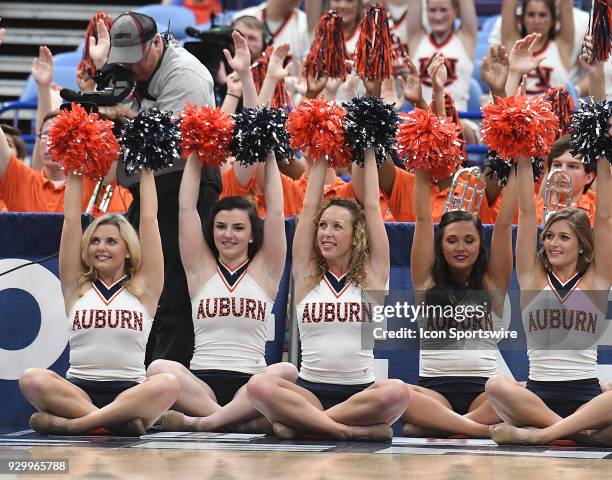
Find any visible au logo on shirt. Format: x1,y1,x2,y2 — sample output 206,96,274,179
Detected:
419,56,459,87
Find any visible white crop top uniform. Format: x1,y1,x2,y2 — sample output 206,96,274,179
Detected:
190,260,273,375
234,3,311,62
67,277,153,383
297,272,376,385
524,272,604,381
419,294,511,377
525,40,570,96
413,33,474,112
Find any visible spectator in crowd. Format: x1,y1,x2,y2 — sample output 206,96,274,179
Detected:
543,136,597,226
501,0,574,96
0,125,26,162
77,13,114,95
0,124,27,212
377,55,498,223
487,0,587,95
11,43,132,216
0,111,132,215
234,0,311,62
89,12,222,368
231,15,268,61
404,0,478,112
305,0,364,55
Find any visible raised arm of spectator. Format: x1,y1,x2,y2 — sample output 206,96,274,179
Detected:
0,119,12,179
501,0,521,49
399,57,429,111
406,0,426,53
88,19,111,69
428,53,447,116
221,72,242,115
456,0,478,53
305,73,329,100
137,169,164,313
481,44,509,101
381,76,402,109
225,31,258,108
505,33,542,97
59,173,84,314
556,0,574,63
224,31,261,187
31,46,54,171
259,44,292,105
304,0,324,33
580,35,605,101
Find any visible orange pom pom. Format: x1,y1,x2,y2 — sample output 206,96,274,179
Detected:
179,103,234,167
481,95,559,160
286,97,351,168
396,108,462,180
48,103,119,180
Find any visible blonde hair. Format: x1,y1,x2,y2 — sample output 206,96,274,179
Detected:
309,199,369,289
539,208,594,273
77,214,143,297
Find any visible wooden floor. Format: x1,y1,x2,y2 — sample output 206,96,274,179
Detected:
1,433,611,479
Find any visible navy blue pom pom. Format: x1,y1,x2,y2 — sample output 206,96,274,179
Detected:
121,108,182,174
231,107,293,165
486,151,544,186
569,99,612,168
343,96,399,167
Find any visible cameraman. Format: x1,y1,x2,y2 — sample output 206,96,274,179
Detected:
90,12,222,368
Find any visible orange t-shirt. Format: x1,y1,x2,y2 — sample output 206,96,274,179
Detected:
221,169,395,220
389,166,502,224
221,168,305,218
0,199,7,212
0,156,132,216
285,173,394,219
332,181,395,221
493,192,544,225
575,190,596,226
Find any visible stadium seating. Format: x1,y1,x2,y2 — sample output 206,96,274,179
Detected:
135,4,197,40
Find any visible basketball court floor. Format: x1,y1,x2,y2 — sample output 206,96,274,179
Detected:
1,430,611,479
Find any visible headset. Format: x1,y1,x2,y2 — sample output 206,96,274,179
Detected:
261,24,273,49
231,15,273,49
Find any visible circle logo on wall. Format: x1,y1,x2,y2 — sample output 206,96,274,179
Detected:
0,259,67,380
